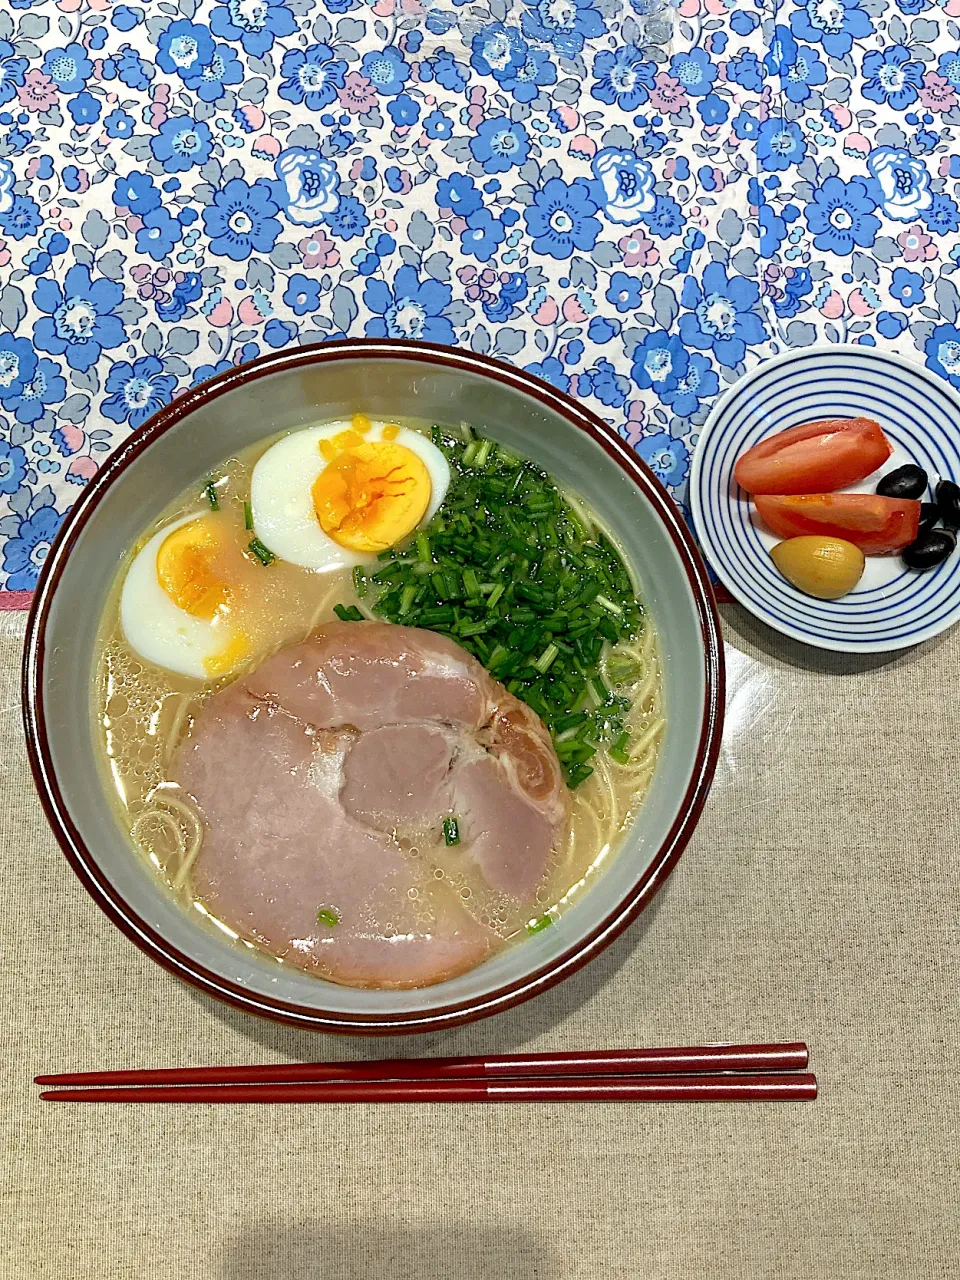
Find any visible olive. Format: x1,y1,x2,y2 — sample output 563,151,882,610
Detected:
877,464,927,500
935,479,960,529
918,502,940,536
902,528,957,571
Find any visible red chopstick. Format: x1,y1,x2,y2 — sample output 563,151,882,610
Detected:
35,1041,807,1088
38,1073,817,1104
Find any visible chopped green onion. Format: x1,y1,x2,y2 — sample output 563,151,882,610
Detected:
416,530,432,563
486,582,504,610
525,913,552,935
533,642,559,674
247,536,275,566
399,583,418,616
565,763,594,788
462,567,481,599
462,440,479,466
204,480,219,511
243,500,253,530
443,816,460,846
316,906,340,928
353,565,367,598
609,731,631,766
333,603,364,622
473,438,494,468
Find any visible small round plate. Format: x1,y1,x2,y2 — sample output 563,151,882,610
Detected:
690,344,960,653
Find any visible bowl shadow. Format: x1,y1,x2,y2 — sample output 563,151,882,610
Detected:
221,1219,560,1280
187,890,668,1060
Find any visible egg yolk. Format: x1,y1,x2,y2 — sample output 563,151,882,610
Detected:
156,519,232,619
312,438,431,553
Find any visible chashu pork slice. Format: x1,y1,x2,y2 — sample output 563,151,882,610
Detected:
171,622,570,988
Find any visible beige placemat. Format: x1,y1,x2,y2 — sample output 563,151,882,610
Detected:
1,605,958,1280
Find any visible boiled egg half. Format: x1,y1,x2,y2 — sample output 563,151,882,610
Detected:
250,415,450,571
120,513,250,680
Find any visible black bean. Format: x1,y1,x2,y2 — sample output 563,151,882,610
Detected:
918,502,939,536
935,479,960,529
876,464,927,500
902,528,957,571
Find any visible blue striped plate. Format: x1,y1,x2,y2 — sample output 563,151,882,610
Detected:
690,345,960,653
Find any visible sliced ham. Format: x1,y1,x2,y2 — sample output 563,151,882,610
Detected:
171,621,570,988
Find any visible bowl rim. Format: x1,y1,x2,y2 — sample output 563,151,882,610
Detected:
22,338,725,1035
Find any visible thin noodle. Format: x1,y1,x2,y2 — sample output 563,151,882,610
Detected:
631,716,665,760
164,696,191,762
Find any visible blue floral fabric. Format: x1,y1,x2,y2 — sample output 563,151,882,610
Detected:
3,0,960,590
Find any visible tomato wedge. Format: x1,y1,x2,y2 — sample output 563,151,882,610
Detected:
754,494,920,554
734,418,892,495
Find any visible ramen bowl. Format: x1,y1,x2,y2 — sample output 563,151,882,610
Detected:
23,340,723,1034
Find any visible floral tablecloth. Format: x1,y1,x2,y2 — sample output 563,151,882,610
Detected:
1,0,959,591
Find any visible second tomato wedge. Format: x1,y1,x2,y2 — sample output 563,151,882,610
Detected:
754,494,920,554
734,418,892,495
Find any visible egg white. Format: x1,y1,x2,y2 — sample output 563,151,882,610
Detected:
120,514,239,680
250,421,450,572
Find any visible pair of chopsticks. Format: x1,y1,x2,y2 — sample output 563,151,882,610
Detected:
36,1041,816,1104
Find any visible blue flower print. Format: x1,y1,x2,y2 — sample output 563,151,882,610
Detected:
923,194,960,235
524,357,569,391
102,356,176,429
631,329,688,404
115,46,153,91
679,264,766,369
759,202,787,256
774,267,814,318
670,353,719,418
925,323,960,390
324,196,369,241
182,43,243,101
726,51,763,92
113,170,161,214
805,176,880,254
33,265,127,374
5,356,65,424
202,178,281,261
483,272,528,322
781,43,826,103
192,359,233,388
757,119,807,171
0,440,26,494
642,194,685,238
592,147,656,226
498,44,556,102
866,147,932,222
637,433,690,487
2,505,64,591
426,51,469,94
862,46,923,110
470,118,530,173
789,0,873,59
279,44,346,110
521,0,606,58
104,108,135,138
136,208,182,262
460,208,505,262
388,95,420,127
668,48,717,97
0,334,36,411
579,357,629,407
156,20,215,79
471,23,525,82
210,0,295,57
364,266,456,344
360,48,410,96
606,272,643,312
437,172,483,217
274,148,339,227
155,271,203,323
0,195,41,241
151,116,213,172
890,268,924,307
0,43,27,107
41,43,92,94
424,111,453,140
591,46,655,110
936,50,960,89
68,92,101,126
283,274,321,316
0,158,13,212
525,178,601,259
697,95,729,127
